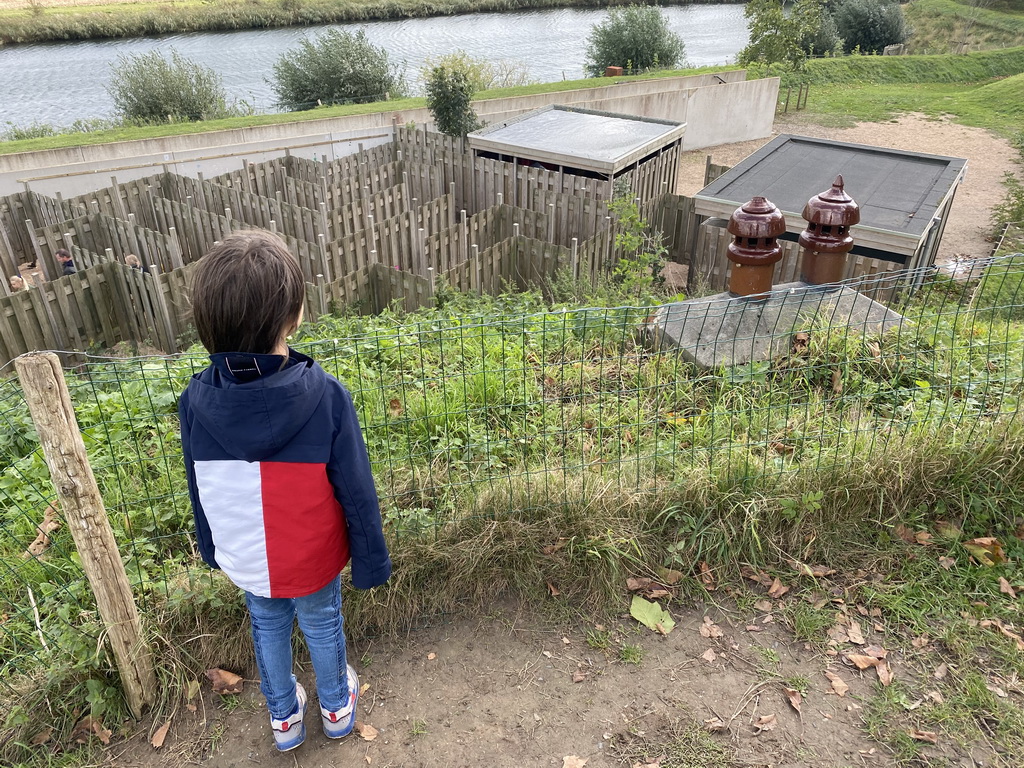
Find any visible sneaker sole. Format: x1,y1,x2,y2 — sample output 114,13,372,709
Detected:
274,723,306,752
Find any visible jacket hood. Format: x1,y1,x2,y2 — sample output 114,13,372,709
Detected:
185,349,327,461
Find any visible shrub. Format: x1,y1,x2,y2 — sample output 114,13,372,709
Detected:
271,29,406,111
833,0,909,54
583,5,685,77
107,50,238,124
740,0,840,67
425,66,483,138
420,50,534,93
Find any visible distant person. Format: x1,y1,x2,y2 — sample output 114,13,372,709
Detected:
55,248,76,276
178,229,390,753
8,275,28,292
125,254,150,273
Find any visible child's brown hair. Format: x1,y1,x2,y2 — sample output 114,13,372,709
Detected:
190,229,305,354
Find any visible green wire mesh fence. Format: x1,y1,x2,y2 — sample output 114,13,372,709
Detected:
1,253,1023,705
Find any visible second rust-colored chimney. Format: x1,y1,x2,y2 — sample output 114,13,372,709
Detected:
727,196,787,297
799,175,860,286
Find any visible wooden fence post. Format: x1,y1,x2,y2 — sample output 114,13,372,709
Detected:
14,352,157,718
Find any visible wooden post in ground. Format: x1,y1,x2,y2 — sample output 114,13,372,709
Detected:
14,352,157,719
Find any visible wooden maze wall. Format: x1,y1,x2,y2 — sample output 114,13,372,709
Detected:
0,127,681,366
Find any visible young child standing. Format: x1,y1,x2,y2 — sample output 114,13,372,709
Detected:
178,229,391,752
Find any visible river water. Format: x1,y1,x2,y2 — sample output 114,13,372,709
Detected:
0,4,748,130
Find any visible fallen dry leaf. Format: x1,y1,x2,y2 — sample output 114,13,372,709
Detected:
767,578,790,599
753,714,777,733
825,670,849,697
846,654,880,671
546,581,561,597
151,718,172,749
562,756,588,768
979,618,1024,651
205,668,243,695
926,690,944,705
72,715,111,745
745,625,762,632
911,636,930,649
742,566,774,588
938,556,955,570
914,531,933,546
963,537,1006,566
572,670,587,683
876,662,894,687
831,368,843,395
698,562,716,591
354,722,379,741
541,539,567,555
908,729,938,744
699,616,724,639
827,624,849,645
847,620,866,645
701,648,717,663
862,644,889,659
28,727,53,746
933,663,949,680
783,686,802,713
894,524,916,544
998,577,1018,600
626,576,651,592
754,599,773,612
704,717,727,733
656,566,684,586
427,652,436,660
23,505,61,558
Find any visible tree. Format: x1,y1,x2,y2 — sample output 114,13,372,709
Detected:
739,0,839,67
271,29,406,111
107,50,238,124
420,51,534,93
833,0,909,53
583,5,685,77
425,66,482,138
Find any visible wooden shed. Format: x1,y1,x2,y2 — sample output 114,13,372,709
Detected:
694,134,967,271
467,105,685,202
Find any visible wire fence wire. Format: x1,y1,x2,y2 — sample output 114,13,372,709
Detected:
1,254,1023,705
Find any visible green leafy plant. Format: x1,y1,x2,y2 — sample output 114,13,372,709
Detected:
271,29,407,112
583,5,685,77
420,51,533,93
608,193,667,297
833,0,910,54
107,50,242,124
425,65,483,138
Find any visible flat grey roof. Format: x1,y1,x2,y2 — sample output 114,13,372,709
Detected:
468,105,685,175
696,135,966,244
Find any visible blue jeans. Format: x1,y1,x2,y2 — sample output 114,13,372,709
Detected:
244,576,349,719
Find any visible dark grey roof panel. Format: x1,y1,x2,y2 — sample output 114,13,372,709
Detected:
698,135,966,238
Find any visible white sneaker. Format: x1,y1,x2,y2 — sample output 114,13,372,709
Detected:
321,664,359,739
271,682,307,752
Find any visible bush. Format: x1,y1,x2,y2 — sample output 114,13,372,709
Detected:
833,0,909,53
740,0,841,67
107,50,239,124
420,50,534,94
425,66,483,138
271,29,406,111
583,5,685,77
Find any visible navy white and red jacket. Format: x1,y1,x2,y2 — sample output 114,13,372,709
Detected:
178,349,391,598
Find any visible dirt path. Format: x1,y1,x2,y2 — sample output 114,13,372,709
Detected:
677,113,1023,268
103,599,997,768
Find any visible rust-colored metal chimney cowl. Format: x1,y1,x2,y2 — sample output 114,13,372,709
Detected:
799,175,860,286
727,196,787,297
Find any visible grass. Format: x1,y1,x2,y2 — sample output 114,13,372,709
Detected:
905,0,1024,54
0,62,739,156
0,0,729,44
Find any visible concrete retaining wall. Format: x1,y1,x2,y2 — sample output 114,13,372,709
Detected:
0,71,779,197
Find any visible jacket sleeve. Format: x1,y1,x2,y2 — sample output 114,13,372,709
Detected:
326,386,392,589
179,391,219,570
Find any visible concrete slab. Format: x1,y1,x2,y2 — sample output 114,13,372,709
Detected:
646,282,905,369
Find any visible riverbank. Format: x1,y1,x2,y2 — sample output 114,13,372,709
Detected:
0,0,729,44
